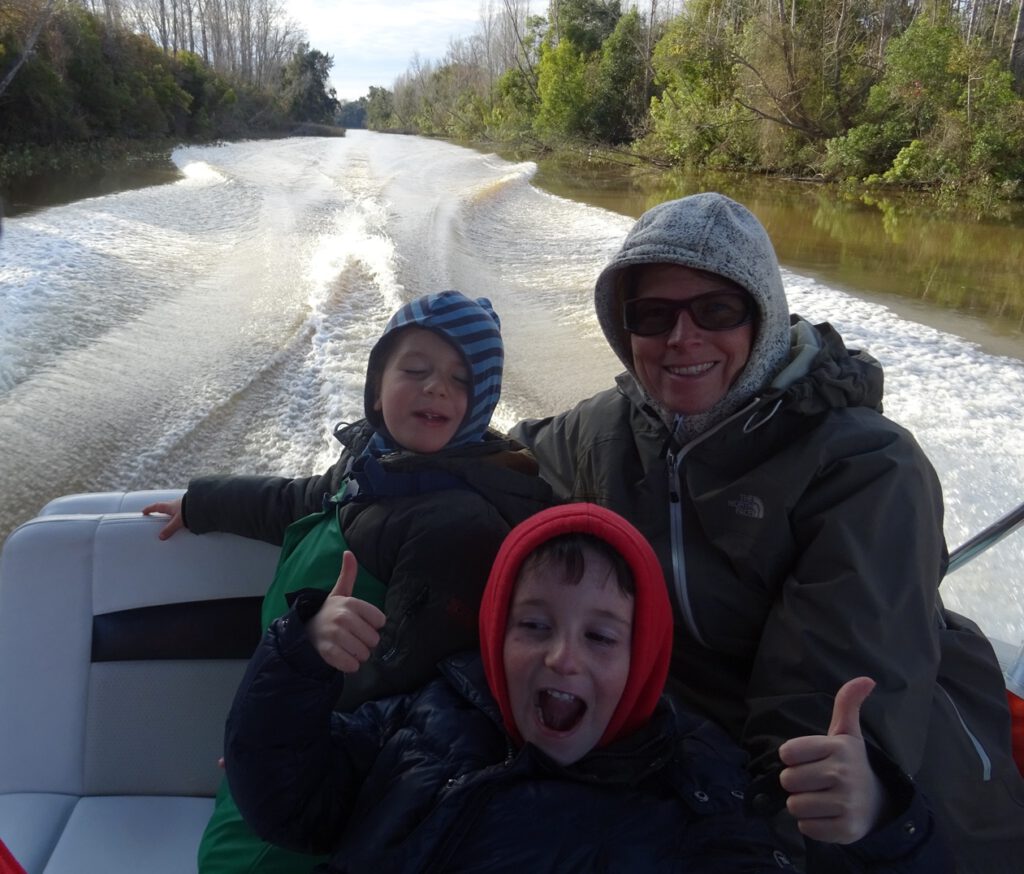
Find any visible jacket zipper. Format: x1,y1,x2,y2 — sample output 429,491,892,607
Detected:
667,446,707,648
664,398,764,650
938,683,993,781
422,763,509,872
378,586,430,663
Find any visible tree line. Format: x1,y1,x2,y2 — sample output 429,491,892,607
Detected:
0,0,340,178
4,0,1023,198
358,0,1024,198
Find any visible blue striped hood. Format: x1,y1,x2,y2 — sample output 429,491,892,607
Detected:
364,291,504,453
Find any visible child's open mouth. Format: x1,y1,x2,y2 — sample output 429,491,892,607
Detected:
537,688,586,732
415,411,449,424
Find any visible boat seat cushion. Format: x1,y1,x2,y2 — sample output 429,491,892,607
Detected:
0,494,279,873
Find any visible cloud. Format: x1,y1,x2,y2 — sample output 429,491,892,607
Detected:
287,0,485,99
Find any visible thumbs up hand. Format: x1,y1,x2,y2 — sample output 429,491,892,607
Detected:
308,551,387,673
777,677,885,845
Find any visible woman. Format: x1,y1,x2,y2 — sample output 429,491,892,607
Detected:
511,193,1024,872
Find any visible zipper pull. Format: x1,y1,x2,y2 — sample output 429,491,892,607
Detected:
666,449,681,504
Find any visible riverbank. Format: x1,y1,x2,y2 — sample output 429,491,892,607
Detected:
476,137,1024,219
1,140,182,217
0,126,346,217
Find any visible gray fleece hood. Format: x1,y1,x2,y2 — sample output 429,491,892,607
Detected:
595,193,792,438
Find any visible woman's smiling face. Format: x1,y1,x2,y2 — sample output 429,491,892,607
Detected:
628,264,754,415
502,548,633,766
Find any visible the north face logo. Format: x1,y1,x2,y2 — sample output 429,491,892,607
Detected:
729,494,764,519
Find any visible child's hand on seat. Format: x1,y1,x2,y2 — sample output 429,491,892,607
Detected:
142,498,186,539
309,551,386,673
778,677,885,845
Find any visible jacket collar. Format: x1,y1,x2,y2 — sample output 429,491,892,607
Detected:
617,316,885,454
439,652,683,787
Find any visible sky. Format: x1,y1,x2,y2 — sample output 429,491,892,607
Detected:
286,0,485,101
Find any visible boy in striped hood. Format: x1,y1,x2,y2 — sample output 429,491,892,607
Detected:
144,291,553,874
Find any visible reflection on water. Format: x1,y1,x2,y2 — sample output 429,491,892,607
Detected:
2,154,182,217
527,157,1024,351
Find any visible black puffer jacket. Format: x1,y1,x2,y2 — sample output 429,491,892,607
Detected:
225,600,945,873
184,420,553,703
511,319,1024,871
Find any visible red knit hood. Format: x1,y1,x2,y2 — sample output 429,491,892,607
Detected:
479,503,673,749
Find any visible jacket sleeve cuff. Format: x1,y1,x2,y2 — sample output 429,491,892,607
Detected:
271,589,343,683
747,765,787,816
840,744,948,868
180,492,191,531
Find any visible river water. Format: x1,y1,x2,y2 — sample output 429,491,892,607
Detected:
1,130,1023,645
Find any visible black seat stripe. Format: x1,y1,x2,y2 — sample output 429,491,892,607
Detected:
91,597,263,661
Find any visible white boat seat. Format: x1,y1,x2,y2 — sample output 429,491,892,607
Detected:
0,493,280,874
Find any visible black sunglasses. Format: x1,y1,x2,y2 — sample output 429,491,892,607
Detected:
622,292,754,335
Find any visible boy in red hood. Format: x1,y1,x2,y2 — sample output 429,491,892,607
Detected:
225,504,947,873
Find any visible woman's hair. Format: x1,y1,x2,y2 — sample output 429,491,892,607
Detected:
517,532,635,598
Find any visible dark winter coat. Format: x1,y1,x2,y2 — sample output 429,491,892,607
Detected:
225,596,946,874
511,319,1024,872
184,419,553,704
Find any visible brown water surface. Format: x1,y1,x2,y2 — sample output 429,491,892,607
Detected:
524,155,1024,359
6,140,1024,358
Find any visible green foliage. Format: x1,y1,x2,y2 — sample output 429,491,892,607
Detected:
823,120,913,179
6,0,1020,201
0,2,350,161
338,98,367,129
960,63,1024,182
863,18,961,134
534,40,591,139
534,0,636,143
279,45,340,124
4,44,78,141
878,137,943,185
173,52,270,138
589,9,647,143
398,61,491,139
364,86,395,130
553,0,622,55
487,68,540,138
0,6,196,144
641,10,757,168
824,19,1024,191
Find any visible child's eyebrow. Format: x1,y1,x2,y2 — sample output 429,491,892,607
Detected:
510,598,632,627
509,597,549,611
589,610,632,628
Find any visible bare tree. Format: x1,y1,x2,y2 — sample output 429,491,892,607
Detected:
501,0,542,100
98,0,302,85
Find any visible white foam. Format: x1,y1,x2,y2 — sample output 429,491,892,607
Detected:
175,160,228,186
